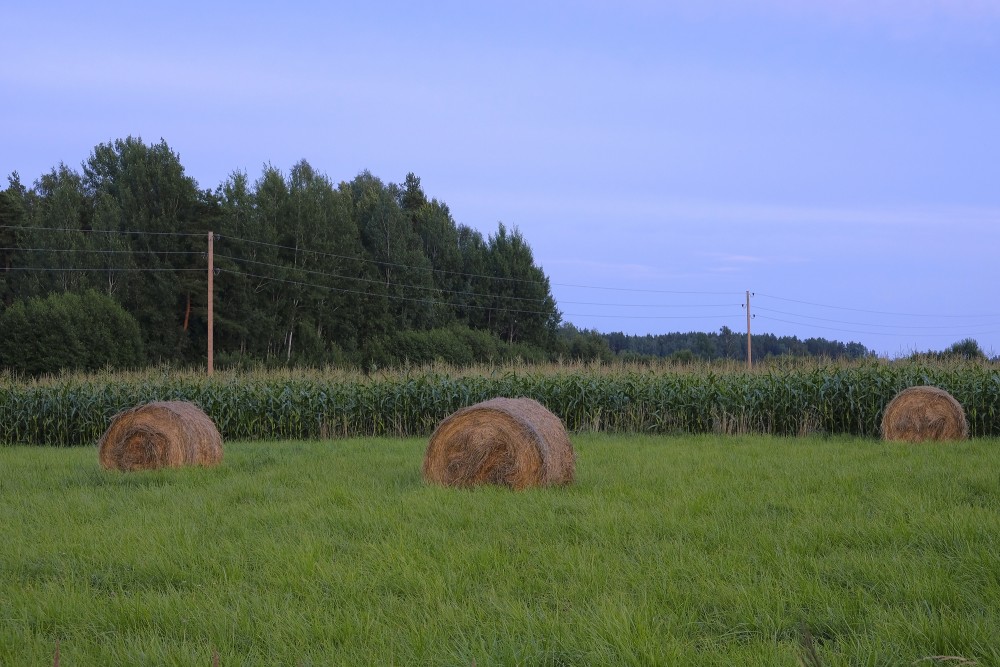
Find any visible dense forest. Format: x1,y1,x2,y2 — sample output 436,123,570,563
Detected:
0,137,565,373
1,136,894,375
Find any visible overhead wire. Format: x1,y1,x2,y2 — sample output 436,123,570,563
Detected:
6,228,994,338
217,251,743,310
217,264,740,321
755,314,1000,338
755,292,1000,319
216,268,556,316
0,224,208,237
223,234,546,287
752,293,1000,344
215,253,550,306
0,247,202,256
753,306,1000,331
220,233,743,297
1,233,742,320
4,267,203,273
0,226,749,308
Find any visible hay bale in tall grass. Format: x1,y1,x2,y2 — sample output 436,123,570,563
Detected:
98,401,223,471
423,397,575,489
880,386,968,442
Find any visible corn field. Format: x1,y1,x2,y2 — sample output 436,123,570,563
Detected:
2,360,999,446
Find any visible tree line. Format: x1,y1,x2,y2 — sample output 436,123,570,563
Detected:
602,326,874,362
0,137,561,373
2,135,921,375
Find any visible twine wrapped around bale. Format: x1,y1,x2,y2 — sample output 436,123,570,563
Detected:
98,401,223,471
423,397,575,489
880,386,968,442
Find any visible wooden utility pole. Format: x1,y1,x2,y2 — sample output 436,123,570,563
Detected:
208,232,214,376
746,290,752,369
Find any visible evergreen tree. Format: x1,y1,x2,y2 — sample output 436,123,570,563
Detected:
484,223,560,347
400,173,462,327
454,224,491,329
0,173,29,306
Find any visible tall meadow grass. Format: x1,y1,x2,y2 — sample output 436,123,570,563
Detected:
2,435,999,665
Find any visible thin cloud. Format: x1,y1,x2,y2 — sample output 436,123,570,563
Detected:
758,0,1000,23
590,0,1000,43
676,203,1000,228
702,253,767,264
641,0,1000,26
699,252,807,276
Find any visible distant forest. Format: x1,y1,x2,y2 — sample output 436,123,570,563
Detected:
604,326,873,361
0,136,894,375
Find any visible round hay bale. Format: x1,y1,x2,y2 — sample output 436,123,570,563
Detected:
423,397,575,489
98,401,223,471
880,385,968,442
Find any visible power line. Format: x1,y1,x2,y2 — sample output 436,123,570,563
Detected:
217,252,742,311
756,315,1000,338
555,283,739,296
563,301,739,309
562,313,738,321
216,253,552,307
221,267,738,321
4,267,203,273
0,225,207,237
221,234,546,287
220,233,742,297
0,247,202,256
2,233,742,315
753,306,1000,331
755,292,1000,319
7,233,997,338
752,294,1000,345
217,268,556,316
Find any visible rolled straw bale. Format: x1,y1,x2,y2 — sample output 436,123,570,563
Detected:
880,386,968,442
98,400,223,471
422,397,575,489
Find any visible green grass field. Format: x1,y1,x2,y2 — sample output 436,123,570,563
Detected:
2,435,999,666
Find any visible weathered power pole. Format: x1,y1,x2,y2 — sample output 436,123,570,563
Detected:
208,231,214,376
746,290,752,369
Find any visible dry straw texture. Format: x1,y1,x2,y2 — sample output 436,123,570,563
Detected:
880,385,968,442
422,397,576,489
98,401,223,471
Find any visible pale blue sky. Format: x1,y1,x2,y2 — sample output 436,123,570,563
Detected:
3,1,999,356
